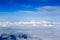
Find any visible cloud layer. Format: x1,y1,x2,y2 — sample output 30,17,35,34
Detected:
17,6,60,14
0,20,60,27
0,6,60,27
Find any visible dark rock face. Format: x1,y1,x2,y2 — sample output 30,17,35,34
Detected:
0,37,2,40
0,33,29,40
0,33,9,40
21,34,28,39
18,33,28,39
9,35,16,40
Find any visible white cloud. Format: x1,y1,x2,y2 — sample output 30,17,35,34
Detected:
0,6,60,27
0,20,59,27
13,6,60,15
35,6,60,14
0,6,60,15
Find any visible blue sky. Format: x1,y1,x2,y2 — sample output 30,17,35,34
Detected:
0,0,60,12
0,0,60,27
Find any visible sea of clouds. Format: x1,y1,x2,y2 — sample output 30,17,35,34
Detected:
0,26,60,40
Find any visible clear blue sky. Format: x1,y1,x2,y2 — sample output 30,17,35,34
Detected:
0,0,60,22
